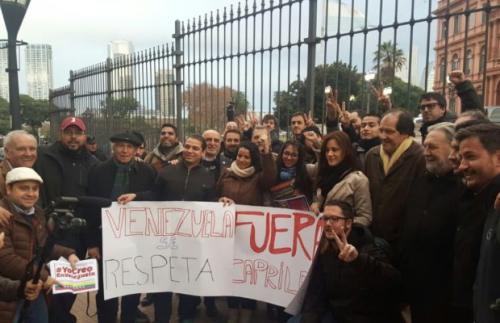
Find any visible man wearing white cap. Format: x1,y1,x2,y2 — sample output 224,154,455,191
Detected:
34,116,98,322
0,167,79,323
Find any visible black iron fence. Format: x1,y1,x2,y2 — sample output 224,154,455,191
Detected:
49,0,500,147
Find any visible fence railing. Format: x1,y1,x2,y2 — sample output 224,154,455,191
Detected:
49,0,500,147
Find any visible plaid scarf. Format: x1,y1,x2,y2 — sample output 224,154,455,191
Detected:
110,159,132,200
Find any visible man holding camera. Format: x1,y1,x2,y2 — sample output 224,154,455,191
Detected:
0,167,78,323
34,116,98,322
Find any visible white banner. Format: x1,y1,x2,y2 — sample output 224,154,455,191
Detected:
102,202,321,307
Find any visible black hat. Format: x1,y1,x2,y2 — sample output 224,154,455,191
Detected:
86,136,96,144
110,131,142,147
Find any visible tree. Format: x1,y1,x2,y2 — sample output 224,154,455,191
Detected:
101,96,139,119
183,83,249,132
20,95,50,138
273,62,361,128
0,97,10,134
373,41,406,85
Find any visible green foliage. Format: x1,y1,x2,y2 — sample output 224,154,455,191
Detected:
101,96,139,119
390,78,425,116
20,95,51,136
372,41,407,85
0,97,10,134
273,62,361,128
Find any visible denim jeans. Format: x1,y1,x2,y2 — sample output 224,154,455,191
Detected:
14,294,48,323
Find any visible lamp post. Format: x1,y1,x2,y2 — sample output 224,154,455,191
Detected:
1,0,31,130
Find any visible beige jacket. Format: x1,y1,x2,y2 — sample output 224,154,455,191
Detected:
316,170,372,227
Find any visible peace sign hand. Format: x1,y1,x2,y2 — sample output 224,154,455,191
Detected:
332,230,358,263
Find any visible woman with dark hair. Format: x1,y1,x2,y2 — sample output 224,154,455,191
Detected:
311,131,372,226
272,140,313,207
217,140,277,323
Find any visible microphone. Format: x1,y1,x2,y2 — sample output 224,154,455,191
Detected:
55,196,113,208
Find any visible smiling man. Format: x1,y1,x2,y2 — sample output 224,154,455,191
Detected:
118,134,217,323
364,110,425,248
85,131,156,323
399,122,464,323
144,123,183,171
450,122,500,323
34,116,98,322
0,130,37,199
301,200,402,323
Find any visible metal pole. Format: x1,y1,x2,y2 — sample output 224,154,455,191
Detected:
174,20,184,139
6,32,21,129
305,0,318,119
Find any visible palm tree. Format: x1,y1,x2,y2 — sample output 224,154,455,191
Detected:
373,41,406,84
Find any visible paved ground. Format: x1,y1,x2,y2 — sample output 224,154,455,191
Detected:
71,293,278,323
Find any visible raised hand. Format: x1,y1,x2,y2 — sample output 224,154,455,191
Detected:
449,70,466,85
370,84,392,111
332,229,358,263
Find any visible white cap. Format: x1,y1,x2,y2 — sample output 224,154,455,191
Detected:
5,167,43,185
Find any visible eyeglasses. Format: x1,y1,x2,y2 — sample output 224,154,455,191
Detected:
283,152,298,158
319,214,347,224
419,102,439,111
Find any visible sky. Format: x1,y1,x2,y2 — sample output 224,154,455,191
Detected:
0,0,437,98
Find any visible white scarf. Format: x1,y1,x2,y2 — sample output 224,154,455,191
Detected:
229,161,255,178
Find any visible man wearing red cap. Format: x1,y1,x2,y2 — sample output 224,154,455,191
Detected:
34,116,98,323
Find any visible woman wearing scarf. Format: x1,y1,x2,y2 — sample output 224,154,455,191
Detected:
217,141,277,323
271,140,313,210
311,131,372,227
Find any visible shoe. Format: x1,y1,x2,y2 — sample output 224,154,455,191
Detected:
141,294,154,307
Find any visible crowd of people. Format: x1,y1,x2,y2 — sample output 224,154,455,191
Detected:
0,70,498,323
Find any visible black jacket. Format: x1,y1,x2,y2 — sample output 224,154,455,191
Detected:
301,225,403,323
398,171,464,321
451,175,500,323
85,159,157,248
137,160,216,202
34,142,98,256
473,176,500,323
456,80,483,112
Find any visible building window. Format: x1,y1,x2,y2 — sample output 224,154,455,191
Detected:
441,22,447,40
454,15,461,34
479,46,486,73
452,54,460,71
440,58,446,82
465,49,473,75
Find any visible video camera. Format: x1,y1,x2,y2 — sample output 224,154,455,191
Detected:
44,196,112,232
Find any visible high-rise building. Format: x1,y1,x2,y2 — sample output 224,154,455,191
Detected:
420,62,435,92
396,46,420,87
107,41,134,98
155,69,175,116
25,44,53,100
0,48,8,101
433,0,500,112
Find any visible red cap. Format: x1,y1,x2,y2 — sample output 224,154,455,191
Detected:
60,117,86,131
